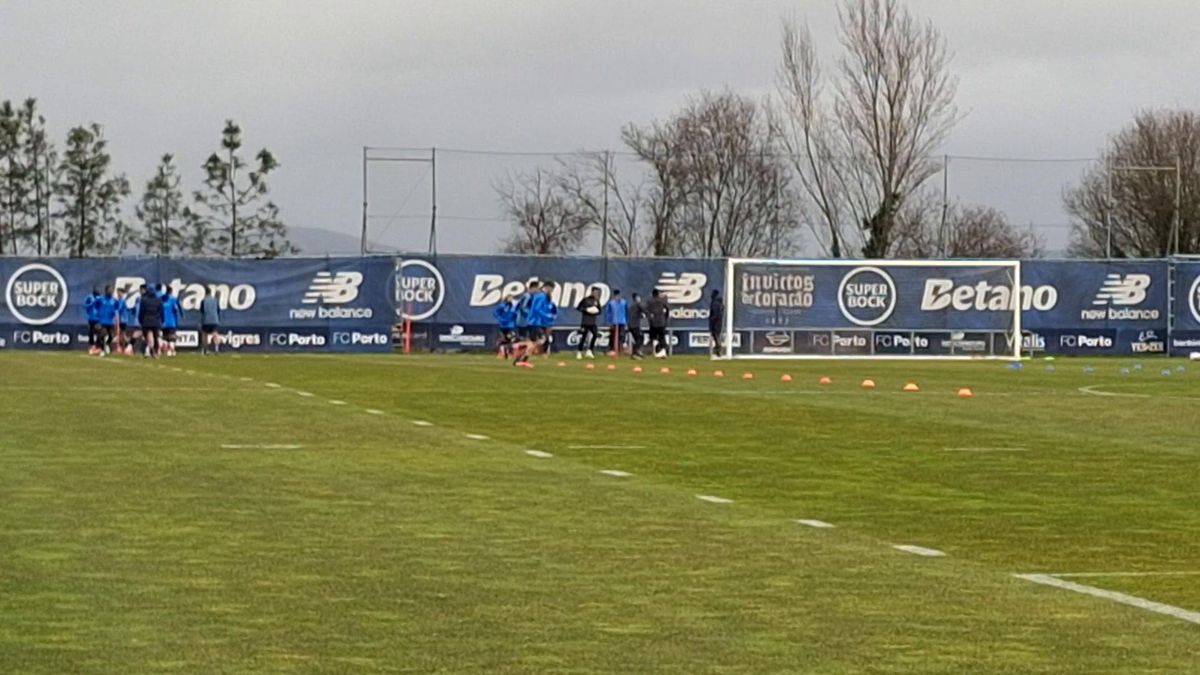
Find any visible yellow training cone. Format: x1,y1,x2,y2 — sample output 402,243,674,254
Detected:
957,387,974,398
632,366,643,374
713,370,725,377
818,376,832,385
686,368,698,376
861,378,877,389
781,374,793,382
902,382,920,392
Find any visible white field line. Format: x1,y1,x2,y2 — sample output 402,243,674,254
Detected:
240,377,253,382
1050,571,1200,578
296,391,315,398
599,469,632,477
411,420,434,427
329,400,348,405
364,409,384,415
795,519,835,528
1014,573,1200,625
1078,385,1150,399
893,545,946,557
696,495,733,504
568,444,646,449
264,382,282,389
525,450,554,458
220,444,303,449
942,446,1031,453
465,433,489,440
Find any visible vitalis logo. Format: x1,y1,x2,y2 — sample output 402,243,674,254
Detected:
1081,273,1159,321
838,267,896,327
5,263,69,326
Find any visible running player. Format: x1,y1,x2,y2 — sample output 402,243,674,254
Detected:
514,280,557,366
117,287,141,356
84,286,101,354
515,280,540,342
492,295,518,358
161,286,182,356
95,285,120,356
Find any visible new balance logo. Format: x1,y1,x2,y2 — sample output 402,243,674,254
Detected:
655,272,707,305
1092,273,1150,306
302,271,363,305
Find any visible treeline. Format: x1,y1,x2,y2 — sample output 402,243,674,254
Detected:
0,100,296,258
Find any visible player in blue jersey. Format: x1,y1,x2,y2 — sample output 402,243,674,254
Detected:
160,286,182,356
514,280,540,340
95,285,120,355
514,281,557,366
116,287,141,356
84,286,102,354
492,295,518,358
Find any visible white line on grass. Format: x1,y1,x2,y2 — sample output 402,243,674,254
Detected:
220,444,303,449
696,495,733,504
240,377,252,382
893,545,946,557
411,420,434,427
1050,571,1200,578
1078,385,1151,399
599,469,632,477
264,382,282,389
942,446,1031,453
329,400,348,406
1014,573,1200,625
365,409,384,415
796,519,835,528
568,444,647,449
296,391,315,397
525,450,554,458
465,433,489,440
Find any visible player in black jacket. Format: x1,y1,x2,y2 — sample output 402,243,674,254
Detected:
575,287,602,359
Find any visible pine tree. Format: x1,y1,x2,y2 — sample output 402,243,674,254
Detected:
191,120,296,258
55,123,131,257
18,99,58,256
136,153,187,254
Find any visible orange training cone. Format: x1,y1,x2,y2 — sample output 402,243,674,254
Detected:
585,363,596,370
713,370,725,377
686,368,698,376
660,366,671,374
818,376,832,385
861,378,877,389
902,382,920,392
742,372,754,380
556,361,566,367
606,363,617,370
781,374,793,383
632,366,643,374
957,387,974,398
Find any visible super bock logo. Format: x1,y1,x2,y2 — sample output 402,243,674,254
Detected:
837,267,896,327
5,263,69,326
394,260,445,321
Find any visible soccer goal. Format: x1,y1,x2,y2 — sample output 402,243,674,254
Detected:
723,258,1023,360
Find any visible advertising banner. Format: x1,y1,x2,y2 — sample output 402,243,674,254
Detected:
0,257,395,352
1172,261,1200,352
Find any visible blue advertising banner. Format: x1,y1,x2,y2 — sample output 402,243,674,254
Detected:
0,257,395,352
1172,261,1200,352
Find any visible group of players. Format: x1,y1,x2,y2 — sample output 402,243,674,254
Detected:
491,280,720,365
83,284,224,357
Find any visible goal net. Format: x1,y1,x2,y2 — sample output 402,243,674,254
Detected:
723,259,1022,359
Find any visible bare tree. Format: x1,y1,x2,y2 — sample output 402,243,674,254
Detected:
555,152,646,256
495,168,592,254
1065,109,1199,257
892,197,1042,258
623,91,799,258
774,0,960,257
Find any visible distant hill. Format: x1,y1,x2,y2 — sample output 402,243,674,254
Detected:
287,226,375,256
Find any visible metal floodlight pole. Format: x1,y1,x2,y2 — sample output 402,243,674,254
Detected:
939,154,950,255
361,146,368,255
362,147,437,255
601,151,610,259
428,147,438,256
1173,155,1182,256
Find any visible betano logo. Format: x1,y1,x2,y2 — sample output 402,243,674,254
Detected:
302,271,362,305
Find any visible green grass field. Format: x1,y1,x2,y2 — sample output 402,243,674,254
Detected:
1,350,1198,673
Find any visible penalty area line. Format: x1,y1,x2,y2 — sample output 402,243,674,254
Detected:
1014,573,1200,625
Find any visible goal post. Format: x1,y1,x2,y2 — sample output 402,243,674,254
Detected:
723,258,1023,360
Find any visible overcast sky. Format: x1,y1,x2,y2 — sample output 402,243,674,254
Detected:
4,0,1200,254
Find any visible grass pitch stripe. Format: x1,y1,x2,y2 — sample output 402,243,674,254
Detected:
1014,574,1200,625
